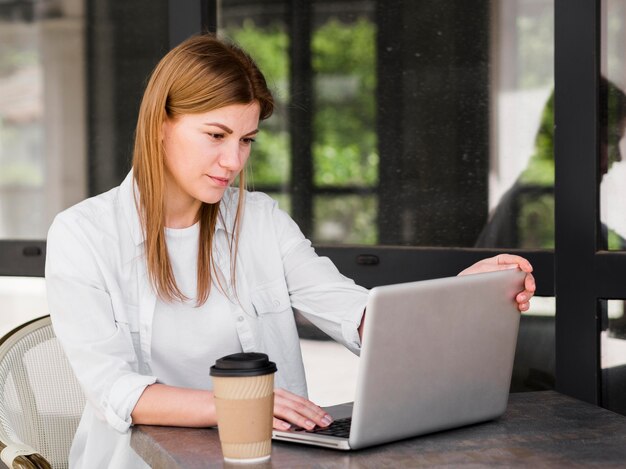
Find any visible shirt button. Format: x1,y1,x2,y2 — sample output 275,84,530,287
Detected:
237,316,244,322
272,299,280,307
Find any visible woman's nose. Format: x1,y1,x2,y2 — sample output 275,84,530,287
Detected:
219,144,242,170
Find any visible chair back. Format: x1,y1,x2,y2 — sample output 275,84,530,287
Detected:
0,316,85,469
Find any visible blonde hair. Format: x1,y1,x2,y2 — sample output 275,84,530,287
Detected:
132,34,273,305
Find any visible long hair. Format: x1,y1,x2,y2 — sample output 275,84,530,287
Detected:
132,34,274,305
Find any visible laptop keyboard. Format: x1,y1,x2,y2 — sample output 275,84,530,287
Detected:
296,417,352,438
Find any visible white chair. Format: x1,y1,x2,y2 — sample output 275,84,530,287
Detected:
0,316,85,469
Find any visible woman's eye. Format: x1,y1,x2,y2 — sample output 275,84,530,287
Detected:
208,133,224,140
241,137,256,145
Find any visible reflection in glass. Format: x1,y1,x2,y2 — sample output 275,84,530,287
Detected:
313,195,376,245
601,0,626,250
601,299,626,415
0,2,86,239
477,0,555,249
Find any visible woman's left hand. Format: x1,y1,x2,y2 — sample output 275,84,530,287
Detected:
458,254,536,312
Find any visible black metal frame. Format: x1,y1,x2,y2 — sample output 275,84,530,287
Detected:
553,0,626,405
287,0,314,237
554,0,600,404
0,0,618,407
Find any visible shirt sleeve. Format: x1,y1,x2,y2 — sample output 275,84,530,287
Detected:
270,202,369,355
45,215,157,433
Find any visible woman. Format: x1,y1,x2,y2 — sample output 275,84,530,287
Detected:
45,34,535,468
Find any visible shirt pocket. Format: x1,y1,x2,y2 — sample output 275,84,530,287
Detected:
250,278,292,316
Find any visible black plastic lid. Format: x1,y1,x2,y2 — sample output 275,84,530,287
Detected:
210,352,277,377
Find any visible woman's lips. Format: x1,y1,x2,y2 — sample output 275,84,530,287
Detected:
209,175,229,187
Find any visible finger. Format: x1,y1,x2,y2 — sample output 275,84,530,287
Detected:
274,388,329,420
475,262,519,274
497,254,533,272
517,301,530,312
273,401,317,430
276,394,332,428
524,273,536,293
516,290,532,304
273,417,292,430
274,390,333,429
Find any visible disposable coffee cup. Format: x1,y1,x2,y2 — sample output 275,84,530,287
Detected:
210,353,277,464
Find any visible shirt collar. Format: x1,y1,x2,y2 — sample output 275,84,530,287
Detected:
119,170,144,246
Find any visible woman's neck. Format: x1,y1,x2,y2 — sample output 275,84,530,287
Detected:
164,199,201,228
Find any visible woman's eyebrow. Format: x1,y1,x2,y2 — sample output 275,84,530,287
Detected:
203,123,258,136
204,123,233,134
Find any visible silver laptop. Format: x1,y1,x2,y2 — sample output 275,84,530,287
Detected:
273,268,525,450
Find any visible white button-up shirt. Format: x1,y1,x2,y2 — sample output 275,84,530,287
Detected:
45,171,368,468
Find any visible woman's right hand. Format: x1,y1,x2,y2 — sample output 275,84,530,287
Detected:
273,388,333,430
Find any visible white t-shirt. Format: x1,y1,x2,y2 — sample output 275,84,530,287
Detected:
151,223,243,390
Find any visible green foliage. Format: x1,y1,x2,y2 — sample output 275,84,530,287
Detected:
223,20,289,100
312,18,378,187
246,131,290,187
224,17,378,244
520,92,554,186
517,192,554,249
313,195,377,245
515,92,555,248
516,83,626,249
223,22,291,186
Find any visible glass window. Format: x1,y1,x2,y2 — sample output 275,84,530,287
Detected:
311,9,377,244
219,0,554,248
601,0,626,250
219,1,377,237
478,0,555,249
0,1,87,239
219,5,291,208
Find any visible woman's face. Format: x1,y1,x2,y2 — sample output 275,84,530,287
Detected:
161,102,260,226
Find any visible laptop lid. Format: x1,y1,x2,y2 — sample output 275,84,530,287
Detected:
272,269,525,450
348,268,524,449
